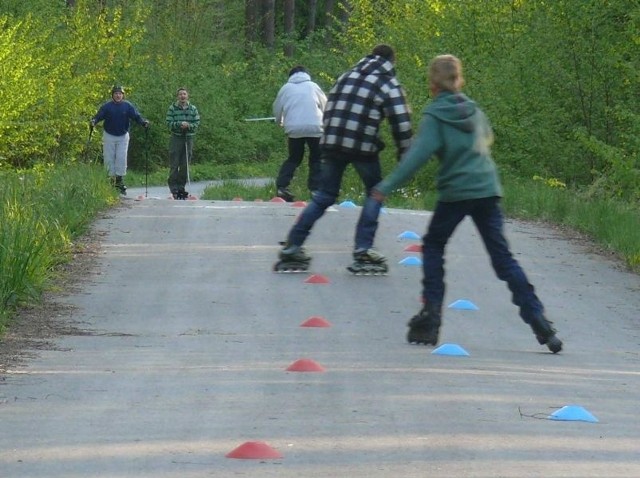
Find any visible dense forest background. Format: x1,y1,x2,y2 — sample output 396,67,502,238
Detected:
1,0,638,201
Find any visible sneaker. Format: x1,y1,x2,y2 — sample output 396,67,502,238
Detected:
277,188,295,202
353,248,387,264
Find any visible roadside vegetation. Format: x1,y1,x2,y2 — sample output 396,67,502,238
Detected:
0,165,118,328
1,0,638,330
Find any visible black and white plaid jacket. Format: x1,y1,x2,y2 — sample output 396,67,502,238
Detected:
321,54,413,158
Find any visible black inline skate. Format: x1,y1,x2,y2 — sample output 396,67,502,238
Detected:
347,249,388,275
113,176,127,195
528,314,563,353
407,304,441,345
276,187,295,202
273,244,311,273
172,188,189,200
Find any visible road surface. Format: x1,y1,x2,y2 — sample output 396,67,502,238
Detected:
1,184,639,477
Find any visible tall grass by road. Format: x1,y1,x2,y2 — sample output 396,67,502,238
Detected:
0,164,117,329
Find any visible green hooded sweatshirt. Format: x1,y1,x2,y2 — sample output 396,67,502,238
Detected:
375,91,502,202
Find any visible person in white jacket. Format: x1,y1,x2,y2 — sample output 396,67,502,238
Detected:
273,66,327,202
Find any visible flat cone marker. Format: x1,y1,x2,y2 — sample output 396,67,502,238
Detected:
301,316,332,328
292,201,307,207
270,196,286,203
399,256,422,266
339,200,357,208
232,197,243,202
187,195,198,201
432,343,470,357
305,274,329,284
549,405,598,423
398,231,421,240
404,243,423,253
448,299,479,311
254,198,264,202
286,358,326,372
226,441,283,459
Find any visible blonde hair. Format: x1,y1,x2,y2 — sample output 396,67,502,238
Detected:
428,55,465,93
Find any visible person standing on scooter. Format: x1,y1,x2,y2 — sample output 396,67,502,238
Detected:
166,87,200,199
90,85,149,195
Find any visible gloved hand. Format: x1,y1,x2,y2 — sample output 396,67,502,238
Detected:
143,120,150,129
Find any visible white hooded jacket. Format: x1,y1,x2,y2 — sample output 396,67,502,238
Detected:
272,71,327,138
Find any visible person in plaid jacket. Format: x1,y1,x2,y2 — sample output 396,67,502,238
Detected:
166,87,200,199
275,44,413,274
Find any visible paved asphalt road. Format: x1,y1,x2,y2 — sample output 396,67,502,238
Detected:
1,183,639,477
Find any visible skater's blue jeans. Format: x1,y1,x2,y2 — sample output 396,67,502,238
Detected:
276,137,322,192
422,197,544,324
286,151,383,251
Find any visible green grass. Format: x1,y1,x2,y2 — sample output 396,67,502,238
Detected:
500,176,640,271
0,164,117,329
125,161,280,189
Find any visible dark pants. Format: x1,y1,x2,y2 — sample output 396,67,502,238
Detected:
276,137,322,192
168,135,194,192
287,150,383,251
422,196,544,325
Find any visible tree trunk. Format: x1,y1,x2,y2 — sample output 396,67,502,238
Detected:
306,0,318,35
325,0,335,26
284,0,295,57
245,0,259,45
339,0,352,24
262,0,275,51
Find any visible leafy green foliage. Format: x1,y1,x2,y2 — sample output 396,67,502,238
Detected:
0,164,116,328
339,0,640,201
0,1,150,168
2,0,638,202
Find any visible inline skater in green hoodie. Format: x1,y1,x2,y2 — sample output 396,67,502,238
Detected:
373,54,562,353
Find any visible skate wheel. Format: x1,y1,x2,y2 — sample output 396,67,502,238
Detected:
407,328,437,346
273,263,308,273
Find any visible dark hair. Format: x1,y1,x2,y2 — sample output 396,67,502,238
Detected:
177,87,188,94
288,65,307,77
371,44,395,63
111,85,125,95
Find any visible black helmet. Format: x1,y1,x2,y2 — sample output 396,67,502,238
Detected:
111,85,125,95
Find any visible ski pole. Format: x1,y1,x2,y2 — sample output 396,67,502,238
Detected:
84,123,94,163
244,116,276,122
184,134,191,190
144,126,150,198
